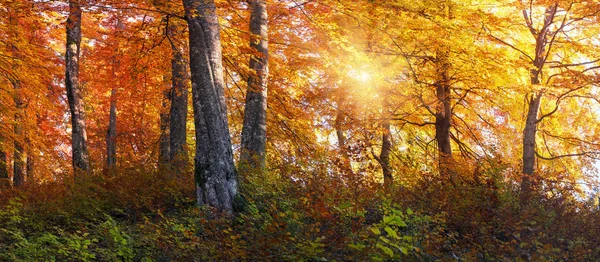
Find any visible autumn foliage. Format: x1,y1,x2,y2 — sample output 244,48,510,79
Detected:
2,0,600,260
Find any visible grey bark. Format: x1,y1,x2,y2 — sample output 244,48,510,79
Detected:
240,0,269,170
106,87,117,168
169,39,188,163
184,0,238,213
65,0,89,173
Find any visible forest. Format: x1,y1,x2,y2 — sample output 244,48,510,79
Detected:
1,0,600,260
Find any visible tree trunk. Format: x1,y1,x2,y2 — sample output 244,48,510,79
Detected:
106,18,125,169
380,120,393,185
159,78,171,165
26,148,34,183
377,93,393,185
520,4,557,204
334,94,352,172
435,51,452,172
106,86,117,168
0,148,10,189
13,109,25,187
240,0,269,170
169,38,188,164
65,0,89,173
435,2,453,173
521,93,541,202
184,0,238,213
8,11,25,186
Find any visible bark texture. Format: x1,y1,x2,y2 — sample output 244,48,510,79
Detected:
106,87,117,168
184,0,238,213
65,0,89,173
169,42,188,163
240,0,269,170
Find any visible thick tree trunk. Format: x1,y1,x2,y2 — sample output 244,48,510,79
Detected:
65,0,89,173
159,80,171,165
240,0,269,170
184,0,238,213
169,43,188,164
106,87,117,168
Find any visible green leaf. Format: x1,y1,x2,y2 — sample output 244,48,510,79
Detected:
400,246,409,255
407,208,413,215
348,243,366,250
384,226,400,239
371,227,381,235
383,215,392,224
377,243,394,257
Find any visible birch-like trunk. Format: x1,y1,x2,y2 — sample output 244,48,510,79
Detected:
240,0,269,170
184,0,238,213
65,0,89,173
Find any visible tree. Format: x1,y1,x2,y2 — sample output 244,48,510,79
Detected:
378,95,393,185
485,1,600,203
183,0,238,212
65,0,90,173
0,148,9,188
240,0,269,170
158,74,171,165
168,22,189,167
8,10,26,186
106,18,124,169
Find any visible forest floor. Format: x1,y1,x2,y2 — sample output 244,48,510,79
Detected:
0,164,599,261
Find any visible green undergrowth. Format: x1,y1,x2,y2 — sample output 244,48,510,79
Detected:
0,162,599,261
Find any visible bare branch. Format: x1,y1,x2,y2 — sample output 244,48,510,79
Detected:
535,151,598,160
